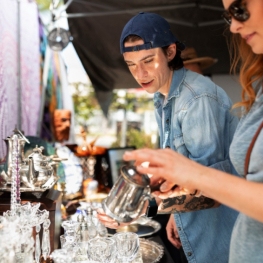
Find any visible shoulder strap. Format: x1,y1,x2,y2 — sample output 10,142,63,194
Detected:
244,121,263,176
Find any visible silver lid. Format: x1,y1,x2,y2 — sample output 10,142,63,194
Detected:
121,165,150,187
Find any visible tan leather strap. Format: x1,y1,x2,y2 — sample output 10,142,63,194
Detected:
244,121,263,177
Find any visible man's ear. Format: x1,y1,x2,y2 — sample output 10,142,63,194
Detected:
167,44,176,61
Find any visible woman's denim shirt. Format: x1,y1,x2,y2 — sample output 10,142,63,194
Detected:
153,68,239,263
229,89,263,263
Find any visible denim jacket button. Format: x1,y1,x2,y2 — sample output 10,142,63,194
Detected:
166,119,169,123
178,227,181,230
187,252,192,256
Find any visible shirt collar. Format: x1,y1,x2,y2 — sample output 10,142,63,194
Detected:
153,67,185,105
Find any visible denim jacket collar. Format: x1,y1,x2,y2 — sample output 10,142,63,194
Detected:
153,67,185,108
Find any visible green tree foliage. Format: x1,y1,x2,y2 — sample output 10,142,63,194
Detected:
71,82,100,126
109,92,152,112
111,128,155,149
110,91,156,149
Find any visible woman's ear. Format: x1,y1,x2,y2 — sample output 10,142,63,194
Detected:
167,43,176,61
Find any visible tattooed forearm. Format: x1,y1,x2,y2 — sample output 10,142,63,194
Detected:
162,196,187,209
158,195,220,214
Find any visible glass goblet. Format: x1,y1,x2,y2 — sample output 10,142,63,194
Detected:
87,237,109,262
114,232,140,263
61,220,79,245
60,234,66,248
97,237,116,263
75,241,89,261
50,249,73,263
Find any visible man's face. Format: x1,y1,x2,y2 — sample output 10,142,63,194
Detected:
53,109,71,142
123,39,174,96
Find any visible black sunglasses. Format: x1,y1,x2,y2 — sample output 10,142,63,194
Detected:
222,0,250,25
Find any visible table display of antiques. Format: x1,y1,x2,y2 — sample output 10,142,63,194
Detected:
54,203,164,263
0,128,65,197
0,129,165,263
0,129,57,263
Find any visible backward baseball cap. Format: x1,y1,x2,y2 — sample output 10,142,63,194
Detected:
120,12,185,54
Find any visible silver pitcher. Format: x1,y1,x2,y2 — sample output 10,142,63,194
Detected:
102,165,151,223
0,128,29,184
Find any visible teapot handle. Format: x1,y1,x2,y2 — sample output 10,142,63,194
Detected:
17,129,30,144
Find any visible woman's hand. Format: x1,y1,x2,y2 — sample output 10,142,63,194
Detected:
123,148,202,193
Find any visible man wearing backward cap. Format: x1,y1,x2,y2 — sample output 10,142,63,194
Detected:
98,12,239,263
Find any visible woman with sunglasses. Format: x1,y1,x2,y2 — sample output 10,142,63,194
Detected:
123,1,263,262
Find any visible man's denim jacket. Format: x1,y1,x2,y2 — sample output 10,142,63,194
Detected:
153,68,239,263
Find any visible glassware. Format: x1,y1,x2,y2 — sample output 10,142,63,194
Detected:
96,219,108,238
61,220,80,245
0,215,34,263
77,213,89,241
87,238,108,263
42,218,51,260
114,232,140,263
35,224,41,263
3,202,50,262
74,241,89,261
100,237,117,263
50,249,73,263
86,207,97,239
60,234,66,248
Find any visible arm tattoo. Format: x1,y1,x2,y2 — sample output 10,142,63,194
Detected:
158,195,218,214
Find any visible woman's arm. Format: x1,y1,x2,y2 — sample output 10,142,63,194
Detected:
123,148,263,223
157,195,219,214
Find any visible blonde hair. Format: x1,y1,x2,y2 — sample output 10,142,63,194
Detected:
229,34,263,112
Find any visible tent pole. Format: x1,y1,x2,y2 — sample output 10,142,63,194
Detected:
17,0,22,130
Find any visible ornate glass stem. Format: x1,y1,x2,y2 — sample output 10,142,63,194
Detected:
42,218,51,260
35,224,41,263
11,134,20,213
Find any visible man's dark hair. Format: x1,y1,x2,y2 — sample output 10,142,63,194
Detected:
123,35,184,70
162,45,183,70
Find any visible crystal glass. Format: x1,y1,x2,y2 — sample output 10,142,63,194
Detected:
88,238,108,263
114,232,140,263
50,249,73,263
3,202,50,262
60,234,66,248
98,237,116,263
61,220,80,245
74,241,89,261
0,215,34,263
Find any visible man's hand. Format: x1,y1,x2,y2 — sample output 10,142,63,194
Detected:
96,208,131,229
166,214,182,249
96,200,149,229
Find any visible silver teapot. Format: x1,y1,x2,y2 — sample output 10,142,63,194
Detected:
102,165,151,223
26,146,54,187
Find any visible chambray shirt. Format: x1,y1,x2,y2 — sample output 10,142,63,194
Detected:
229,88,263,263
153,68,239,263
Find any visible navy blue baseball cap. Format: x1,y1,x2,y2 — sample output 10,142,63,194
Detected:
120,12,185,54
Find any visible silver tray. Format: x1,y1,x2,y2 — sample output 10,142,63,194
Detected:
140,238,164,263
107,218,161,238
